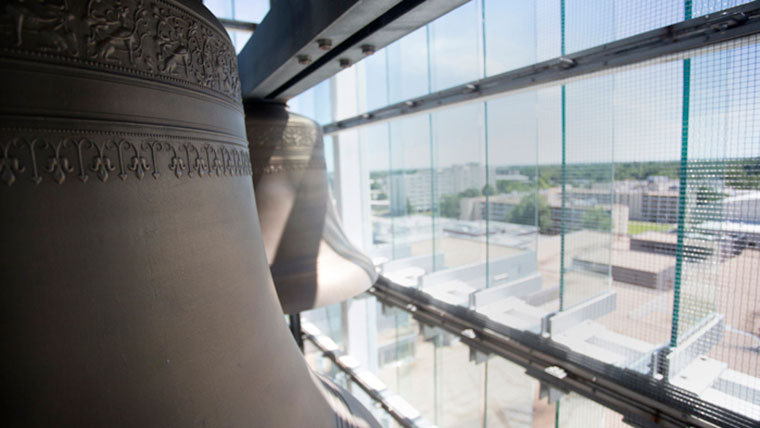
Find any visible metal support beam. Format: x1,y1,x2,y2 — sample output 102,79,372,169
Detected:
289,313,304,352
218,18,258,32
302,320,433,428
237,0,468,100
369,276,757,428
323,2,760,135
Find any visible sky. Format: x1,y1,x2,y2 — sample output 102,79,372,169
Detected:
205,0,760,171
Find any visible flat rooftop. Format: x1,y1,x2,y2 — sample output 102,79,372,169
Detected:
410,236,523,268
576,249,676,272
631,231,678,244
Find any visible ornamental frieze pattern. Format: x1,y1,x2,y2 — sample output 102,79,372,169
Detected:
1,0,241,102
253,158,327,176
248,124,320,149
0,136,252,186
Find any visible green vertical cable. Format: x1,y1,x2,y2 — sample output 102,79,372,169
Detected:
394,311,401,393
559,0,567,312
429,110,436,272
480,3,489,426
482,360,489,428
389,126,395,260
434,333,442,425
426,24,437,272
557,3,566,420
425,22,442,426
385,48,395,260
556,0,567,422
670,0,693,348
481,0,490,289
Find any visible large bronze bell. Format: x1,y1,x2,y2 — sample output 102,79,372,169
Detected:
246,102,378,314
0,1,376,426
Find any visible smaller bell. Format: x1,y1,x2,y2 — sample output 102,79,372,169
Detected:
246,101,378,314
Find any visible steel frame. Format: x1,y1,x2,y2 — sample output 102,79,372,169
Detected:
323,2,760,135
364,276,758,428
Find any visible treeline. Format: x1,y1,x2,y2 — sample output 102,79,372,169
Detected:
504,158,760,189
370,158,760,190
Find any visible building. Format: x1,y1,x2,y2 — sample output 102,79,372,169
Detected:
389,163,486,214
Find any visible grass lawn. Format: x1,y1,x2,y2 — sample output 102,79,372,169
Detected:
628,220,675,235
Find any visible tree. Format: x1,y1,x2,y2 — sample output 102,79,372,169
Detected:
497,180,533,194
439,194,460,218
696,186,724,206
459,188,480,198
406,198,413,214
582,207,612,231
507,194,553,234
482,184,496,196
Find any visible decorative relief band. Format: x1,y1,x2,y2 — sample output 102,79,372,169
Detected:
1,0,241,102
0,135,251,186
248,124,319,149
253,158,327,176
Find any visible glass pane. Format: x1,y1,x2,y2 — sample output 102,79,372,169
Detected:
288,79,333,125
536,86,564,314
428,1,482,91
671,38,760,420
303,303,344,347
389,115,434,263
387,27,430,103
485,358,551,427
484,0,537,76
204,0,268,52
693,0,755,17
431,104,487,272
604,61,682,352
232,0,268,22
561,74,614,310
358,49,389,112
380,313,438,422
565,0,683,54
437,338,485,427
556,392,623,428
364,124,393,258
486,92,539,254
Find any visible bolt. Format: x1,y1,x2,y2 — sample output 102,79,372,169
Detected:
405,100,416,107
361,44,376,56
545,366,567,380
558,57,576,69
317,38,333,51
464,84,479,93
297,54,312,65
461,328,476,339
339,58,351,69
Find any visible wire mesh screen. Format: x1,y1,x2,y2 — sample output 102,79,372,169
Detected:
671,36,760,419
296,0,760,426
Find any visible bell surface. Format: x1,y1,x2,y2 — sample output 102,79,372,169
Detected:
0,1,375,426
246,101,378,314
